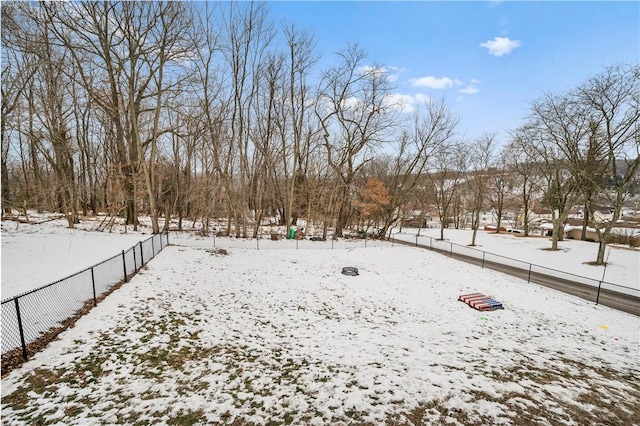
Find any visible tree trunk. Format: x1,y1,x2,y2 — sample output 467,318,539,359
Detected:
596,237,608,265
471,210,480,246
581,202,589,241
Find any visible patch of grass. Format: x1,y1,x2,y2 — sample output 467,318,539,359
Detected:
3,368,62,409
64,405,83,417
205,248,229,256
282,410,298,424
167,408,207,425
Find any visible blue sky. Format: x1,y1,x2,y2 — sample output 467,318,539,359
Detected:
267,1,639,144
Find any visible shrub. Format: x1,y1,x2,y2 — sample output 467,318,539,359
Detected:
608,229,640,248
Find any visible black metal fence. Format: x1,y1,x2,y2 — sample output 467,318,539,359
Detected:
391,233,640,316
1,232,169,366
205,233,388,250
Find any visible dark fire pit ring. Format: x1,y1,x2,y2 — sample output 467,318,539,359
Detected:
341,267,359,276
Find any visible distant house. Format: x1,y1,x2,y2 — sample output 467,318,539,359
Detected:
593,207,614,223
567,207,583,220
399,209,436,228
538,223,601,241
565,226,600,242
530,208,553,224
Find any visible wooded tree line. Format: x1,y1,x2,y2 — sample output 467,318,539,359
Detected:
1,2,638,264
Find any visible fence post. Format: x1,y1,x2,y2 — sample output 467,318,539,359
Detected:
122,250,128,283
482,252,485,268
415,234,418,247
166,231,169,245
450,242,453,257
364,233,367,248
596,263,608,305
140,241,144,266
151,237,155,257
213,233,216,248
528,264,532,283
91,267,97,306
133,245,138,271
160,233,163,250
14,298,28,361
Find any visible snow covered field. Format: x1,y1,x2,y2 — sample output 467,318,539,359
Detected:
1,214,151,300
1,216,639,424
391,228,639,292
3,216,638,301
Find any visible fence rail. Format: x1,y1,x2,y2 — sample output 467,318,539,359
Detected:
390,233,640,316
1,232,169,370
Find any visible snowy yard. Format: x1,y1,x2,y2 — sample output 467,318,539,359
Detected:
392,227,639,292
1,215,151,300
1,220,639,424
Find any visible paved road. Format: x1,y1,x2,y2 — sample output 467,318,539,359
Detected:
391,237,640,317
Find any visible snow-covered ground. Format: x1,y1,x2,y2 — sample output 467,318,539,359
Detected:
1,214,152,300
3,216,638,301
390,227,639,292
1,216,639,424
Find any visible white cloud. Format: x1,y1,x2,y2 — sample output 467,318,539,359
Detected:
341,96,362,110
458,85,479,95
385,93,434,113
414,93,432,104
479,36,521,57
408,75,477,95
410,76,456,90
359,65,402,83
359,65,386,77
386,93,417,113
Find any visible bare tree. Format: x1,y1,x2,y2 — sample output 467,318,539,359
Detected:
1,4,41,213
528,90,590,250
43,2,196,233
465,134,495,245
528,65,639,257
427,141,466,240
221,2,274,237
506,126,542,237
15,5,80,227
577,64,640,264
189,2,228,236
282,24,318,233
529,131,580,250
134,1,196,234
251,51,283,235
375,98,459,238
43,1,138,228
316,44,398,238
486,147,514,235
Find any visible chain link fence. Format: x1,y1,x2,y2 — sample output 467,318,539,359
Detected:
171,232,390,251
1,232,169,374
390,233,640,316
